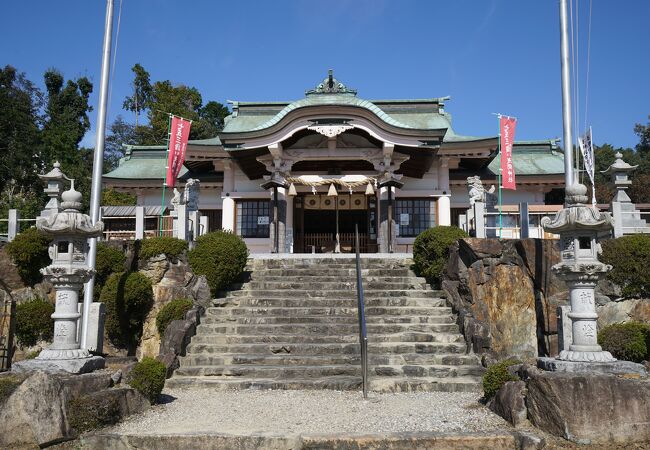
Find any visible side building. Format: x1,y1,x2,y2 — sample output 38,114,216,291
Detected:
103,72,564,253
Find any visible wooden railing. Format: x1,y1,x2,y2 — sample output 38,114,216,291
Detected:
303,232,374,253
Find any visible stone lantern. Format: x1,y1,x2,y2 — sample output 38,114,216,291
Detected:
602,152,647,237
37,161,69,218
14,182,105,373
540,183,616,364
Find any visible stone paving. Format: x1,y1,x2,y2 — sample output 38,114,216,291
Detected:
109,388,510,436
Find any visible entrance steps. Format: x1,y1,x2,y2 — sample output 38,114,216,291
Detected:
167,257,484,392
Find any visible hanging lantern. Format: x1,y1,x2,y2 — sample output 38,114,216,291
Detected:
327,183,338,196
365,182,375,196
288,183,297,196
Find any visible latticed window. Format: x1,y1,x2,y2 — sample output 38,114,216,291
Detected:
394,199,436,237
236,200,270,238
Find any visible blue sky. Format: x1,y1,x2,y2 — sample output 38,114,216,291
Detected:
3,0,649,150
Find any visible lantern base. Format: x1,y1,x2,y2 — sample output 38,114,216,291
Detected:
12,355,105,374
556,349,616,363
537,357,647,377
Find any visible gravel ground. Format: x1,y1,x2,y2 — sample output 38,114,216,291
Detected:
110,388,510,436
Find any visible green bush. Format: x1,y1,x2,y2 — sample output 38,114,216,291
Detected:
5,227,50,285
127,357,166,404
102,188,137,206
413,226,468,287
67,393,121,433
188,231,248,294
156,298,193,335
482,359,521,400
0,376,22,404
95,243,126,287
139,237,188,261
100,272,154,351
15,298,54,347
598,322,650,363
601,235,650,298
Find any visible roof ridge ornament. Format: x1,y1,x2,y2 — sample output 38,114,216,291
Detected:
306,69,357,96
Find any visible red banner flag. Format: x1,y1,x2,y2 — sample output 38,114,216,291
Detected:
165,116,191,187
499,116,517,190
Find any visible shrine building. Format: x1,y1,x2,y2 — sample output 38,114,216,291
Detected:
103,71,565,253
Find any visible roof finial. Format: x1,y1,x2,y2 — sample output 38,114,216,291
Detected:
305,70,357,96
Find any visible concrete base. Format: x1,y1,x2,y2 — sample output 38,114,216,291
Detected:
12,356,105,374
537,357,647,377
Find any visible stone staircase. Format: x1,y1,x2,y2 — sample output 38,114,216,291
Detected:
167,257,484,392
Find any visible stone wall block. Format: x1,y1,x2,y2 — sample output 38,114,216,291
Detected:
488,380,528,427
524,367,650,443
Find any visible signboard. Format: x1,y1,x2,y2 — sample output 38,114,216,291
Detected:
399,213,410,226
257,216,269,225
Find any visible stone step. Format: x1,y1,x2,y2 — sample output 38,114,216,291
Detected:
185,341,467,355
235,281,430,290
165,375,482,393
245,268,415,277
178,353,479,367
227,297,447,308
224,289,441,299
173,363,485,379
247,275,428,283
200,314,456,325
194,322,461,336
206,306,453,317
248,260,412,269
190,332,464,345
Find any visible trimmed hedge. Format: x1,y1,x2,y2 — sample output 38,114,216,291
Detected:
188,231,248,295
413,226,468,287
139,237,188,261
15,298,54,347
482,359,521,400
100,272,154,351
601,235,650,298
127,357,166,404
5,227,50,285
156,298,193,335
598,321,650,363
95,243,126,287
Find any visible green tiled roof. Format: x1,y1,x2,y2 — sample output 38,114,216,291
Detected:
103,148,183,180
488,142,564,175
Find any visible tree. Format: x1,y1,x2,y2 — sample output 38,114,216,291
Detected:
0,66,45,214
119,64,229,145
122,63,152,128
634,117,650,174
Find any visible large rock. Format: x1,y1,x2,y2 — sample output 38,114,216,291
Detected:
488,380,528,427
0,371,70,448
136,254,206,359
598,298,650,328
0,370,149,449
523,366,650,443
158,306,203,377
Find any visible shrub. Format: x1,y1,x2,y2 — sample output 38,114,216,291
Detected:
0,376,22,404
601,235,650,298
100,272,154,351
15,298,54,347
482,359,521,400
127,357,166,404
5,227,50,285
598,322,650,363
102,188,137,206
156,298,193,335
139,237,188,261
95,243,126,288
67,393,121,433
188,231,248,294
413,226,468,287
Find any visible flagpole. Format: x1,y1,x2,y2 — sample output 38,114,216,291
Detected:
160,113,173,236
80,0,114,350
497,116,503,239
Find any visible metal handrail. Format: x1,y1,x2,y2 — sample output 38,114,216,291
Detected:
354,223,369,398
